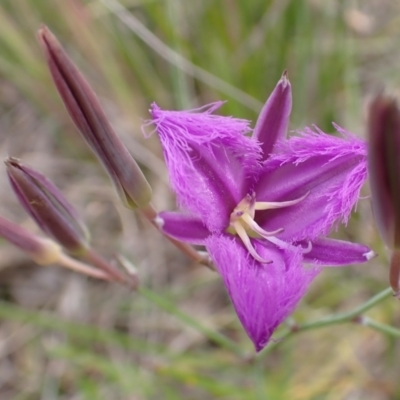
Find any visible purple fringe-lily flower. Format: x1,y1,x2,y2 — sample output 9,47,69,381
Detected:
147,72,375,351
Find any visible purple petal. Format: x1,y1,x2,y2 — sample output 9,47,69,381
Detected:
147,103,261,231
301,238,376,266
255,126,367,241
206,234,320,351
156,211,210,245
253,71,292,160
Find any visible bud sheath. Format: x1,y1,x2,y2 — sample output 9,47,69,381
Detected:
368,95,400,249
0,216,62,265
37,26,152,209
6,157,89,254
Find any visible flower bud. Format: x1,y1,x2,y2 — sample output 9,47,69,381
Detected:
5,157,89,254
37,26,152,209
368,94,400,295
0,216,62,265
367,95,400,249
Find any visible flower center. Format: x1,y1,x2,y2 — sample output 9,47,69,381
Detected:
228,191,310,263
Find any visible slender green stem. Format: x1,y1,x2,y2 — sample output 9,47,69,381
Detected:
258,287,394,358
138,287,245,357
361,317,400,338
299,287,393,331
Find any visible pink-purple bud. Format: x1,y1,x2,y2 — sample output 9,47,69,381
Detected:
37,26,152,209
5,157,89,254
0,216,62,265
367,95,400,295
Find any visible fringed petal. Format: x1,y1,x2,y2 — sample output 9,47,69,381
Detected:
255,125,367,241
206,234,320,351
252,71,292,160
146,103,262,231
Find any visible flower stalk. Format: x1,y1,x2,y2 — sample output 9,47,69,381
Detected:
0,216,112,280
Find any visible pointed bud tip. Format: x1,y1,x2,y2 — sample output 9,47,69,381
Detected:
37,25,51,51
4,157,22,169
37,25,54,46
280,70,290,87
369,93,397,118
363,250,377,261
154,215,165,229
5,157,24,186
37,24,48,38
368,94,399,134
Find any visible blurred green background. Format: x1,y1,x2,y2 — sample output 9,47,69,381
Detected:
0,0,399,399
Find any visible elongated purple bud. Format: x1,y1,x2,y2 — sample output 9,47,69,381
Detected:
5,157,89,254
368,95,400,295
37,26,152,209
0,216,62,265
368,95,400,249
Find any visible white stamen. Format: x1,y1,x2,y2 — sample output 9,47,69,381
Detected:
264,235,294,250
229,190,310,263
241,214,284,238
234,222,271,264
265,237,313,254
254,191,310,211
